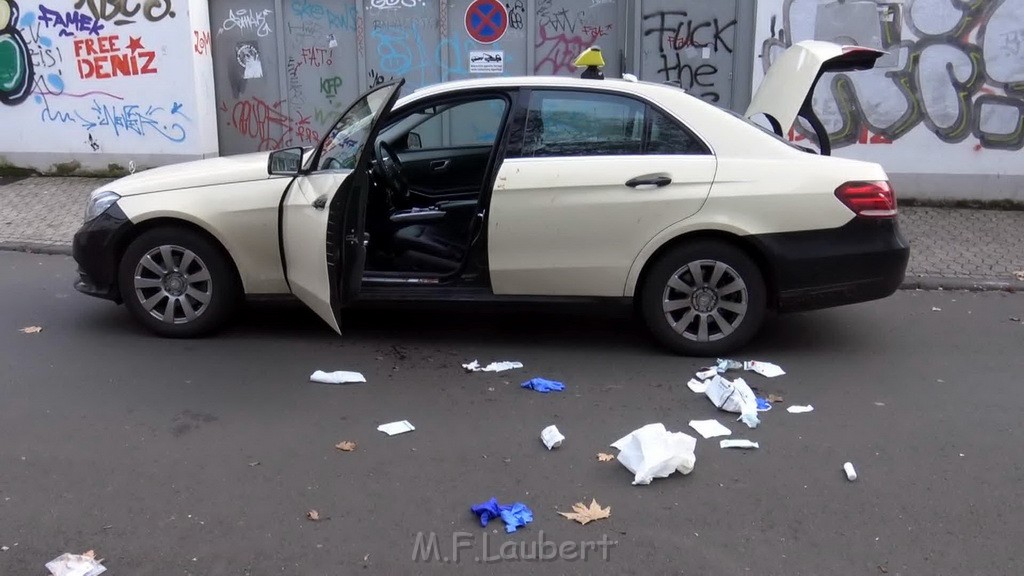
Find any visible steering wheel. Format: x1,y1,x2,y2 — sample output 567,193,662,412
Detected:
375,139,408,200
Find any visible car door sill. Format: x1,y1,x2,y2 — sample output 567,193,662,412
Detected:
356,284,631,305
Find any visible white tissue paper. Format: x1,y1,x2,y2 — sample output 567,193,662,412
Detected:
688,419,732,439
610,423,696,485
787,405,814,414
45,553,106,576
744,360,785,378
720,439,759,449
377,420,416,435
686,378,707,394
310,370,366,384
462,360,524,372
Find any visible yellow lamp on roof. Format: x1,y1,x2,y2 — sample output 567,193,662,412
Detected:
574,47,605,80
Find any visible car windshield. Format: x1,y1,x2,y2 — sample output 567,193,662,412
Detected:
316,87,394,171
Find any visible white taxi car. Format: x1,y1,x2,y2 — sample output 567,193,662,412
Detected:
72,41,909,356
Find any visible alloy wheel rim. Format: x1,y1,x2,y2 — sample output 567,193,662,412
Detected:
133,245,212,324
662,259,748,342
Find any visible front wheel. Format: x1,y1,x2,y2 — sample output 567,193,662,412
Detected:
639,240,767,356
117,227,239,338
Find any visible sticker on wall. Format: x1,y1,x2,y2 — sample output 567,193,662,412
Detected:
464,0,507,44
236,41,263,80
327,33,338,49
469,51,503,73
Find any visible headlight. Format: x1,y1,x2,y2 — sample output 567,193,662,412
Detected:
84,190,120,222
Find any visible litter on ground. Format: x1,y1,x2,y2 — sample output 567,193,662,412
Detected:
720,439,759,449
705,375,760,428
46,552,106,576
377,420,415,435
310,370,366,384
610,423,696,485
540,425,564,449
521,377,565,393
787,405,814,414
844,462,858,481
744,360,785,378
471,498,534,533
688,419,732,439
695,368,719,380
596,452,615,462
558,499,611,525
756,397,772,411
19,326,42,334
686,378,707,393
463,360,523,372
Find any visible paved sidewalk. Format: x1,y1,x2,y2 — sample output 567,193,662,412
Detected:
1,175,1022,290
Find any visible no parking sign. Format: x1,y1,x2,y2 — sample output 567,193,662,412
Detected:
465,0,508,44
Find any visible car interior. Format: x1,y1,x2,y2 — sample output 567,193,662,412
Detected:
362,93,511,280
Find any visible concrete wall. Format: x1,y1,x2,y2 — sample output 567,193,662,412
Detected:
0,0,218,173
754,0,1024,201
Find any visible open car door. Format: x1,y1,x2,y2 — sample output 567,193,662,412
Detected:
275,80,405,333
745,40,884,155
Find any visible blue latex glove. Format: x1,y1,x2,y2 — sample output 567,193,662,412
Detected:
756,397,772,412
499,502,534,533
470,497,502,528
520,377,565,393
471,498,534,533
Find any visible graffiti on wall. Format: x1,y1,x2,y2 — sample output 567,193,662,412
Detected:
761,0,1024,151
220,96,319,151
1,0,196,156
219,8,273,37
642,10,737,103
534,0,614,76
1,0,34,105
73,0,176,26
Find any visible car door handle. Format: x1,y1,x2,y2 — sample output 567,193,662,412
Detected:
429,159,451,172
625,174,672,188
313,194,327,210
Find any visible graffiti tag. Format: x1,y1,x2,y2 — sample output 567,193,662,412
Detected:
291,0,358,31
193,30,210,55
1,0,35,105
73,0,176,26
369,0,419,9
38,5,106,37
219,8,273,38
74,34,157,79
226,96,319,151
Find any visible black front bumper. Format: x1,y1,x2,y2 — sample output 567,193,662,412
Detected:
72,204,134,303
750,216,910,313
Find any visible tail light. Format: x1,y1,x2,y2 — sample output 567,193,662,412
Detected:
834,181,897,217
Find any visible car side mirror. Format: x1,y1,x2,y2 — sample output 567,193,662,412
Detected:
407,132,422,150
268,147,304,175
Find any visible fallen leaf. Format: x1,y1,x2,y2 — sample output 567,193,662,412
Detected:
768,393,784,403
335,440,357,452
19,326,42,334
307,509,321,521
558,499,611,525
596,453,615,462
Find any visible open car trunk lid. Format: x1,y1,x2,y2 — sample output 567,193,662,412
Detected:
745,40,885,155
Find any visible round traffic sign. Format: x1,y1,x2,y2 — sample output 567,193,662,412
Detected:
465,0,508,44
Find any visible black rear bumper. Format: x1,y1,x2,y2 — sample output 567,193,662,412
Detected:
750,216,910,313
72,205,133,303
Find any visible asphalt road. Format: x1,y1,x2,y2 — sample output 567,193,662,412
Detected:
2,251,1023,575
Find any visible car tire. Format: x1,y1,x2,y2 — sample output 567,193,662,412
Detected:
639,240,767,356
117,227,239,338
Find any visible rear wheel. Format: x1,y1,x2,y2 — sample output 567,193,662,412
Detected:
639,240,766,356
118,227,239,337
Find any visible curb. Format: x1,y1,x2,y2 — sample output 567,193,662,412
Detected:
0,242,73,256
900,276,1022,292
1,243,1021,293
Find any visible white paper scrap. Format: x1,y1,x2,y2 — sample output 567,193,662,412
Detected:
695,368,719,380
688,419,732,439
787,405,814,414
686,378,707,394
610,423,696,485
720,439,759,449
310,370,366,384
744,360,785,378
463,360,523,372
377,420,416,435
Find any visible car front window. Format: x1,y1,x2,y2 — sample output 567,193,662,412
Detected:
316,88,394,171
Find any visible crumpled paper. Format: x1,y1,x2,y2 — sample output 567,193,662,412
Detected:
705,375,760,428
463,360,523,373
45,553,106,576
310,370,366,384
610,423,696,485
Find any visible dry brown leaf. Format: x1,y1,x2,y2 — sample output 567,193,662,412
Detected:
335,441,357,452
768,393,784,403
558,499,611,525
596,453,615,462
19,326,42,334
306,509,321,521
